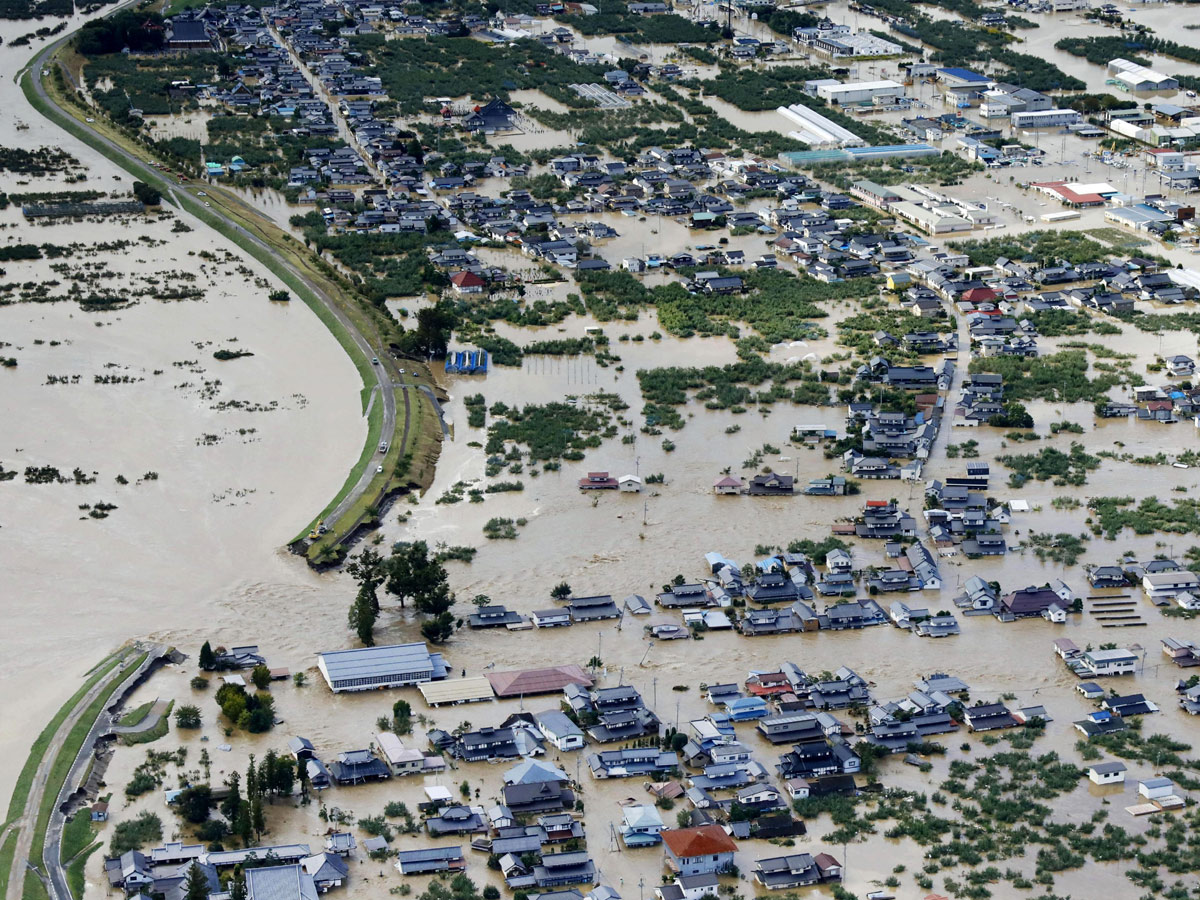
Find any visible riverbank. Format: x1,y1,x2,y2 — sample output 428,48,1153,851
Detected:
24,41,443,565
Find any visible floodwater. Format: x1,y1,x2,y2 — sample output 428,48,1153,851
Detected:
816,0,1200,101
0,19,364,813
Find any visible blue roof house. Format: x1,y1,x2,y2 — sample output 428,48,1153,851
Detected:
725,696,769,721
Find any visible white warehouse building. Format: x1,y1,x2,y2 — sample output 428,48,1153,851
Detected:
1108,58,1179,92
816,79,905,105
777,103,865,148
1011,108,1082,129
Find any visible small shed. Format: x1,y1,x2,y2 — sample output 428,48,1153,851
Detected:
1088,761,1127,785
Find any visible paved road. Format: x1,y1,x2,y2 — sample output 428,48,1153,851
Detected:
109,698,167,735
928,312,970,466
25,36,397,545
40,648,165,900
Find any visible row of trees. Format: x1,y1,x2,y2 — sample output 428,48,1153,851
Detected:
175,749,301,855
347,541,458,646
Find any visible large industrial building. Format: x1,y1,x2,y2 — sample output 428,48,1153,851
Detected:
1108,58,1179,92
1031,180,1118,207
777,103,865,148
1011,108,1082,129
816,80,905,106
793,24,904,59
316,642,448,692
979,84,1054,119
852,181,996,234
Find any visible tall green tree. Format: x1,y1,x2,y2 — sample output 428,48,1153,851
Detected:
346,547,387,613
183,862,210,900
199,641,215,671
234,802,252,846
252,797,265,840
421,612,456,644
348,586,378,646
261,751,279,799
250,665,272,691
245,756,258,803
221,772,241,822
384,541,447,609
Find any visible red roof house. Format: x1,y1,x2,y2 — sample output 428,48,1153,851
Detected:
450,271,485,294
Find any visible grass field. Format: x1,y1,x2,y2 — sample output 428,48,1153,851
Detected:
0,829,18,899
120,701,173,746
59,813,95,864
65,843,100,899
116,702,153,729
1085,227,1150,249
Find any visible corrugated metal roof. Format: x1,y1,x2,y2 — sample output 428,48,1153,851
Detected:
418,676,496,706
317,642,440,681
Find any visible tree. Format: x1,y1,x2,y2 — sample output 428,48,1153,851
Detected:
471,593,492,608
234,802,252,846
297,757,311,801
251,797,265,840
348,587,378,646
199,641,216,671
250,664,272,691
414,579,454,618
229,868,247,900
392,699,412,735
550,582,573,601
190,676,209,691
386,541,456,642
293,672,307,687
178,785,214,824
384,541,446,609
421,611,456,644
199,748,211,783
175,704,202,729
221,772,241,822
346,547,387,613
183,862,210,900
245,756,259,803
271,757,295,798
132,181,162,206
397,301,457,358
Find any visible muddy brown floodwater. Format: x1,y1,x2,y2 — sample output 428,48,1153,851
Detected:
0,19,362,814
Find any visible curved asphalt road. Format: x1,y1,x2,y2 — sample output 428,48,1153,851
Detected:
41,648,166,900
25,35,397,542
